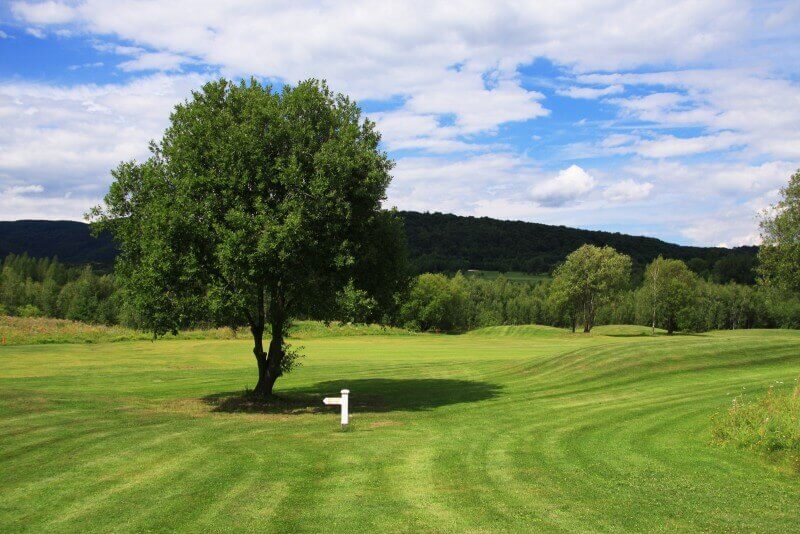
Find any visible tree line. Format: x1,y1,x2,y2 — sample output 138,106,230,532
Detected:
2,246,799,335
399,247,800,334
0,254,119,324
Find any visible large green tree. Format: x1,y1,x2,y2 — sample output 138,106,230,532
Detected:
759,170,800,294
640,256,699,334
90,78,405,397
549,245,631,332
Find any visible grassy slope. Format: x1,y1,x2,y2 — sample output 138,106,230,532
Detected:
1,328,799,532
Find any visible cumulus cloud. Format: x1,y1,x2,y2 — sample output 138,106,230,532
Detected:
530,165,596,207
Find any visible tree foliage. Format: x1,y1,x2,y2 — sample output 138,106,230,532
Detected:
759,170,800,294
639,256,700,334
90,78,405,397
548,245,632,332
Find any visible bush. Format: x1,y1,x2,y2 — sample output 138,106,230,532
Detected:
712,381,800,471
16,304,43,318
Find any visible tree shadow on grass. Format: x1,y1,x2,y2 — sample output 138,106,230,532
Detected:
201,378,502,415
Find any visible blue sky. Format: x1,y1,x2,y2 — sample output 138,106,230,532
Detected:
1,1,799,246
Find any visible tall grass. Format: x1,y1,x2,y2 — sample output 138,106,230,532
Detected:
712,380,800,471
0,315,411,346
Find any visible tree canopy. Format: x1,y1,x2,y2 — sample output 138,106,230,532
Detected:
759,170,800,294
639,256,700,334
90,78,406,397
548,244,632,332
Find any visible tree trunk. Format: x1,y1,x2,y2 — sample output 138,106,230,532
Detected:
252,323,269,397
583,300,593,333
252,288,287,398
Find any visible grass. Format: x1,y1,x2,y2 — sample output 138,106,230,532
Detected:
0,316,410,345
1,326,800,531
712,382,800,471
463,270,549,283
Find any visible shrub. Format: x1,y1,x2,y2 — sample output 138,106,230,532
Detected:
16,304,43,318
712,381,800,471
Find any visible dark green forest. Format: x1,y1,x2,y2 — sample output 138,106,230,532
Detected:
402,211,757,282
1,212,758,283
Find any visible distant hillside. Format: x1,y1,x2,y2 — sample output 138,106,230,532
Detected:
0,212,759,283
0,220,117,266
401,211,758,283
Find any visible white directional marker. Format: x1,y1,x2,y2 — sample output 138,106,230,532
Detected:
323,389,350,428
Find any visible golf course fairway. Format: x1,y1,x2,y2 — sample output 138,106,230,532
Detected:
1,327,799,532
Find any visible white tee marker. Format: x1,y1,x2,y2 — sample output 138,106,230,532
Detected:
323,389,350,428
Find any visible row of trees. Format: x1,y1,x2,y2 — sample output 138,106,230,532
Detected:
0,254,119,324
399,247,800,334
3,246,800,335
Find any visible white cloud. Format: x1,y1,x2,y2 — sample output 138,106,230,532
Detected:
558,84,624,99
6,184,44,195
0,30,10,39
603,179,653,203
118,51,193,72
1,183,100,220
12,1,75,24
615,131,745,158
0,73,209,212
4,0,800,246
530,165,596,207
591,70,800,159
67,62,104,71
25,27,45,38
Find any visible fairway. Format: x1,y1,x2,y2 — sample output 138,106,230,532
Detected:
2,329,799,532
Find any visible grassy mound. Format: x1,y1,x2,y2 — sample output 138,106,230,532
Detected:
591,324,666,336
467,323,666,338
712,382,800,471
465,324,570,337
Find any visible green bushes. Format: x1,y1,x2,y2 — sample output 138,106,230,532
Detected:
0,254,120,325
712,382,800,471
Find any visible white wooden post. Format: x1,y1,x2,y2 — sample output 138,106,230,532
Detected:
340,389,349,427
323,389,350,429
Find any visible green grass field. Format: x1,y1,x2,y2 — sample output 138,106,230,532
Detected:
2,327,799,532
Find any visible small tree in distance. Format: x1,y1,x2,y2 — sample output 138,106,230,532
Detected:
90,78,406,398
640,256,699,334
549,245,631,333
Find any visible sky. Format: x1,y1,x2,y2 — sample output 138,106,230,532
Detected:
1,1,799,247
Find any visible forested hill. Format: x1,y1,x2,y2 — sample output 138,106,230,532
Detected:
401,211,758,283
1,213,758,282
0,220,117,266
